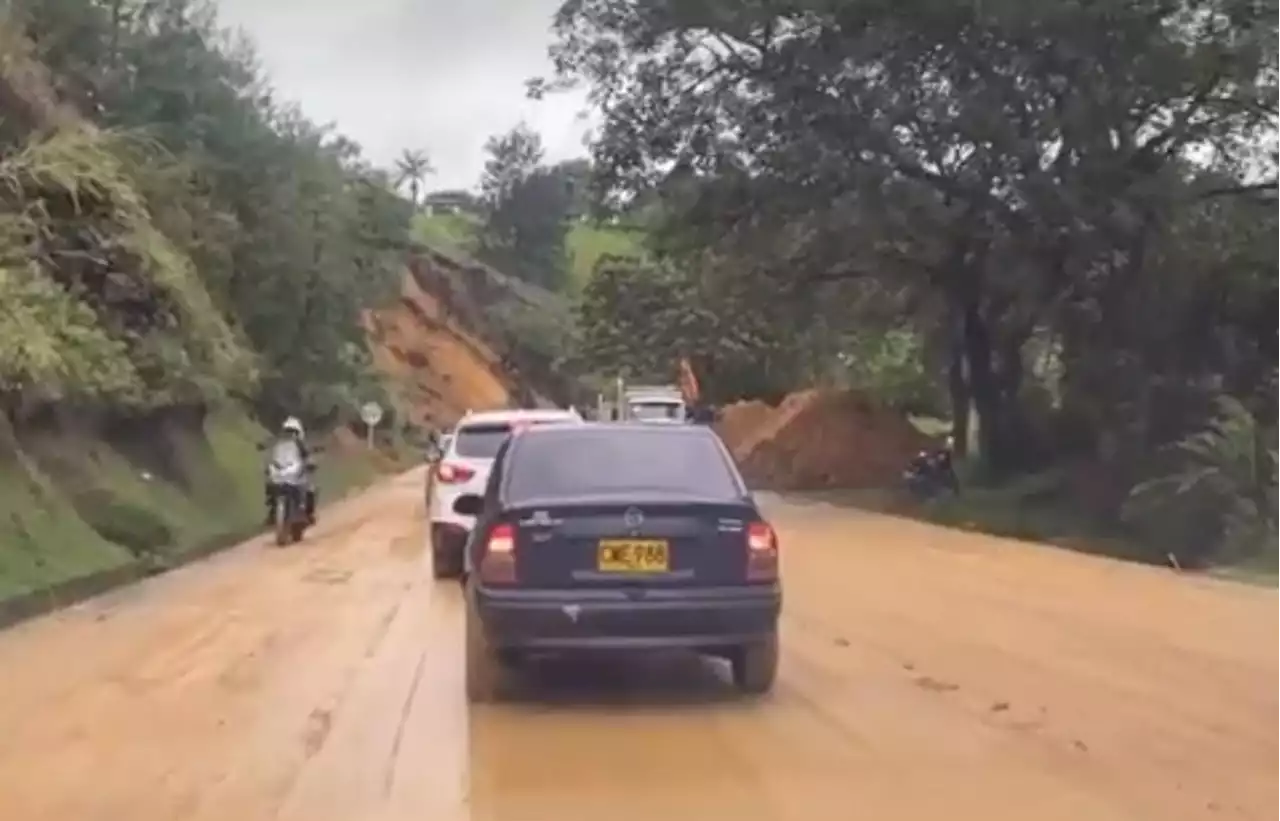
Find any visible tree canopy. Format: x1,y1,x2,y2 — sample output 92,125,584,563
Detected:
543,0,1278,564
2,0,413,424
473,123,589,291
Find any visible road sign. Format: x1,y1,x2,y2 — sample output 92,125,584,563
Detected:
360,401,384,427
360,401,384,449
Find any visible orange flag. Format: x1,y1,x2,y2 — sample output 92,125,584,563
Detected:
678,357,701,405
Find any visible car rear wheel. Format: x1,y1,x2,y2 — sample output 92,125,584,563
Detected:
464,589,507,703
731,633,778,695
431,548,462,580
430,528,464,580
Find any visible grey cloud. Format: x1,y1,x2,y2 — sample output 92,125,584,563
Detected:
214,0,592,189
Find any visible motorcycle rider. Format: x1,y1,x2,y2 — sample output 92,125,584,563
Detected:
265,416,317,525
904,434,958,497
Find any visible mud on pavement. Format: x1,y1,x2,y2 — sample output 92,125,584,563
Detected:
0,470,1274,821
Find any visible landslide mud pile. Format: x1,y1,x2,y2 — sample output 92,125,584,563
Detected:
363,245,568,429
364,274,513,428
717,390,931,490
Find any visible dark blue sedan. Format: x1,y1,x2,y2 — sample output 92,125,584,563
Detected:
450,422,782,702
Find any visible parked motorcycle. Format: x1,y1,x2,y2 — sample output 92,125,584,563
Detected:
265,438,314,545
903,440,959,500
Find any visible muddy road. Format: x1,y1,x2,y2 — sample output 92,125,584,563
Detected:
0,468,1273,821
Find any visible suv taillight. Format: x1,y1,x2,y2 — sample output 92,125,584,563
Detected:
478,523,516,584
436,462,475,484
746,521,779,582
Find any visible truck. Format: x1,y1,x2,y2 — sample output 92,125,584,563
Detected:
595,379,689,423
623,384,688,423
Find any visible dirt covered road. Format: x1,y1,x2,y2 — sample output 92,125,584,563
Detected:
0,469,1273,821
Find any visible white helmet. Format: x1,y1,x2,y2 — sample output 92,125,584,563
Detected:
282,416,304,436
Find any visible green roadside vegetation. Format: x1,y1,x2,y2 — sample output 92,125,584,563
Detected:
0,0,427,613
0,406,412,606
335,1,1278,581
524,0,1277,578
563,223,645,291
0,411,257,599
413,210,642,292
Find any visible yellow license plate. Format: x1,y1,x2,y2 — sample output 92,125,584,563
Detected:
597,539,670,572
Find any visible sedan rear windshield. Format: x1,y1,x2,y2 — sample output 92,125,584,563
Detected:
505,430,742,502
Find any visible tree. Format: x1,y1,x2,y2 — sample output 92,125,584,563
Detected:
478,123,544,205
474,124,577,290
394,149,434,208
539,0,1278,562
5,0,414,422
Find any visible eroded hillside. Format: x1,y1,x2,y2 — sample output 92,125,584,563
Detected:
365,273,511,426
366,245,572,429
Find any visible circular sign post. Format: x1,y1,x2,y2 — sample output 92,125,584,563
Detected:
360,401,384,449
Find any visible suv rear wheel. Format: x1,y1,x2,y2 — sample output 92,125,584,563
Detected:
431,526,465,580
731,633,779,695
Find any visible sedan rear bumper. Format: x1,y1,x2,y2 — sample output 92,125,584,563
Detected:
473,584,781,651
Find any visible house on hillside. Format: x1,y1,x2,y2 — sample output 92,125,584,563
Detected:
422,189,480,216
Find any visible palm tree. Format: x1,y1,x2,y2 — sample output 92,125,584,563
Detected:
394,149,434,208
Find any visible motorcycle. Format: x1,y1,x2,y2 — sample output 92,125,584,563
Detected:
902,444,959,501
264,439,314,546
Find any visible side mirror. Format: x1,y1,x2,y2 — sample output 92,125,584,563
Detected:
452,494,484,517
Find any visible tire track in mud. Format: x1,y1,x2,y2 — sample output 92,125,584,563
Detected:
383,646,430,797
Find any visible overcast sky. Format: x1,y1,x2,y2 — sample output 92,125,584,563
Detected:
213,0,593,191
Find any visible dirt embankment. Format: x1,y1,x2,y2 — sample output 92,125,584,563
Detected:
716,389,932,490
364,274,511,429
364,247,568,429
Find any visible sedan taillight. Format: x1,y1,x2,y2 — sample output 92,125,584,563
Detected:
478,523,516,584
746,521,779,582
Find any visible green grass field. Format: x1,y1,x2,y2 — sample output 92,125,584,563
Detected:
412,211,644,291
412,211,479,257
564,222,644,289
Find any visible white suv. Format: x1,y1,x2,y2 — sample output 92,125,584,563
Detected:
428,407,583,579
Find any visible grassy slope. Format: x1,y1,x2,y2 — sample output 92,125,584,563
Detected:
565,222,644,289
412,211,643,291
0,411,407,601
0,412,256,598
0,26,418,612
413,211,478,257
